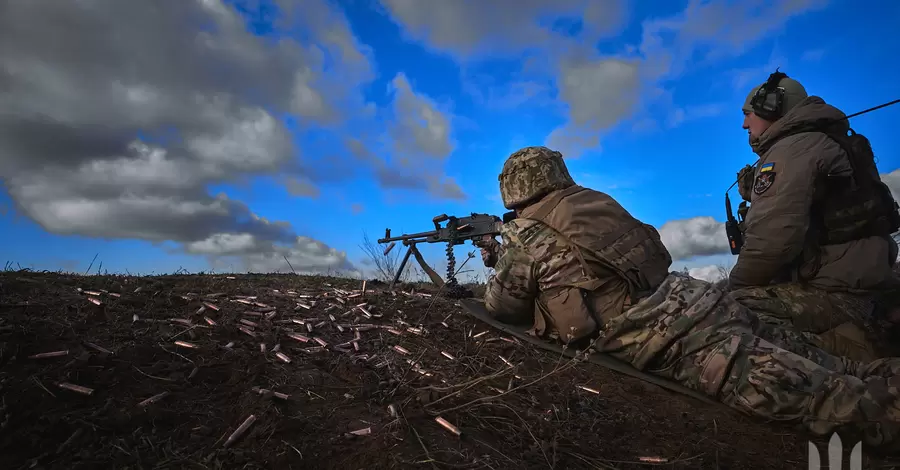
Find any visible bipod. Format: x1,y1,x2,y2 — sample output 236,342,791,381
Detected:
390,239,446,290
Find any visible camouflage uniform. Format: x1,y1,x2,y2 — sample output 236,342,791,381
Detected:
485,145,900,453
730,75,900,360
729,283,894,362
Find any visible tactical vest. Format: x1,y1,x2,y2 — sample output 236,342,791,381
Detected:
518,185,673,303
763,123,900,246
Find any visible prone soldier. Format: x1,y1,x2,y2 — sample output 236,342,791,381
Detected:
480,145,900,453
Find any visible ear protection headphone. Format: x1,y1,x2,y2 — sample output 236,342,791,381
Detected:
749,68,789,121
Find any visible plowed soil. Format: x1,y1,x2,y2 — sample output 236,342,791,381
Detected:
1,271,898,469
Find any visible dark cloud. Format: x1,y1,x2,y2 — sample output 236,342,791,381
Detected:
0,0,463,273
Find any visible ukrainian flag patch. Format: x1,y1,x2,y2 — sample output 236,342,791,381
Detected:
760,162,775,173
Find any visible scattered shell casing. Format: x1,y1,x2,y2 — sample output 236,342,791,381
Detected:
28,350,69,359
275,352,291,363
223,415,257,448
434,417,461,436
138,391,170,407
349,427,371,436
58,382,94,395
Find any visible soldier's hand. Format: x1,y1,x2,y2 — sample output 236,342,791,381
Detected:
480,248,497,268
478,235,500,268
737,164,754,201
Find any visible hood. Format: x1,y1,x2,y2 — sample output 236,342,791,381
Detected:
750,96,849,155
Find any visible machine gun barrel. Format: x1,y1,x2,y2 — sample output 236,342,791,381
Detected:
377,228,438,245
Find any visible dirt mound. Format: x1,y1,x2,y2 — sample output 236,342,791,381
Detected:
0,271,895,469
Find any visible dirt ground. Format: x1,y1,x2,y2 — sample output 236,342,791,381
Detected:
1,271,899,470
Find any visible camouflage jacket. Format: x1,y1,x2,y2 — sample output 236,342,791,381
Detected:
484,186,671,343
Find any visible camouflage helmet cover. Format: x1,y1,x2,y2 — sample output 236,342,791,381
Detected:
499,146,575,209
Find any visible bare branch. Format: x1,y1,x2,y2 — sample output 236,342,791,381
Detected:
359,232,408,282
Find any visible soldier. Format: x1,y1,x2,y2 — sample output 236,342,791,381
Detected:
480,145,900,453
730,70,900,361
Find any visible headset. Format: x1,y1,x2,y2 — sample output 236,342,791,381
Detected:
749,68,789,121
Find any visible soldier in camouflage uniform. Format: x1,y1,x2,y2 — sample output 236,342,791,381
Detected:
730,71,900,362
480,145,900,453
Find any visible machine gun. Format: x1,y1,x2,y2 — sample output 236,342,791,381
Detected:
378,212,515,291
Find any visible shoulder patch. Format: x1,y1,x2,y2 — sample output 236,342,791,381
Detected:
759,162,775,173
753,171,776,195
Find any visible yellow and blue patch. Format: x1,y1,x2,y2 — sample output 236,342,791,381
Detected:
760,162,775,173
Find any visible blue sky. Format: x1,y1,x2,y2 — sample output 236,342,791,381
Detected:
1,0,898,282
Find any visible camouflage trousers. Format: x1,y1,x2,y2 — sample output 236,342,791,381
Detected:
594,273,900,452
730,283,896,361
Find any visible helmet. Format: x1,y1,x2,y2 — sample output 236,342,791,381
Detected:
499,146,575,209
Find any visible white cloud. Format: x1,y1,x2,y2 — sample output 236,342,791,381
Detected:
658,216,730,261
687,264,730,283
380,0,827,157
284,177,321,198
461,73,558,111
729,47,789,92
378,0,627,59
185,233,260,256
346,73,465,200
544,128,602,160
636,0,827,82
881,169,900,203
236,237,356,275
665,103,726,128
388,74,454,159
206,235,361,276
547,57,642,154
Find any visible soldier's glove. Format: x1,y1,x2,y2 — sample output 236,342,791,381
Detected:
476,235,501,268
737,164,754,202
